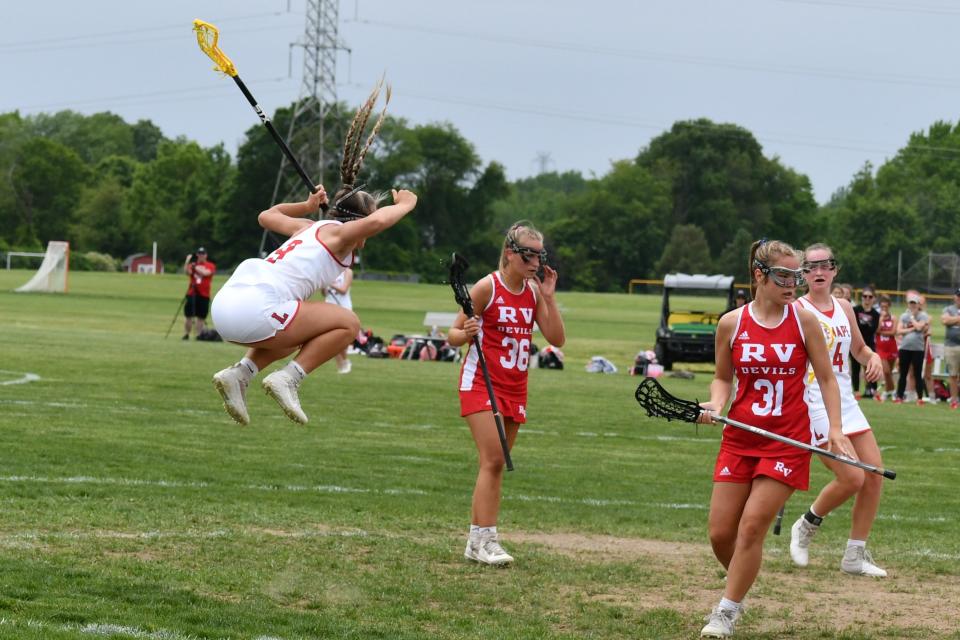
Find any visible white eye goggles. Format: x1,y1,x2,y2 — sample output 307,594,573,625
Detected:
801,258,837,273
754,260,804,288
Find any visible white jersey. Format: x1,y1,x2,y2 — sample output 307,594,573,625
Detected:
225,220,353,301
795,295,870,442
325,271,352,310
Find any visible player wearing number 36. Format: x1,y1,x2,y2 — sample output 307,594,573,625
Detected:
695,239,854,638
446,221,565,566
210,82,417,426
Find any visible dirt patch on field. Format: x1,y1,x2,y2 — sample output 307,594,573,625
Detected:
511,531,960,636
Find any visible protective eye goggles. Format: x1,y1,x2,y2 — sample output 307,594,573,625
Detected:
801,258,837,273
754,260,804,288
508,238,547,264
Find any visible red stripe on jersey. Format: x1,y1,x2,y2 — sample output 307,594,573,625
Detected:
725,302,810,456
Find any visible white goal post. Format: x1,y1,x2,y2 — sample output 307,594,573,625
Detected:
14,241,70,293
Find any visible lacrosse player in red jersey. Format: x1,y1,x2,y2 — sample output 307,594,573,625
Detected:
210,82,417,426
447,221,565,566
696,239,853,638
790,244,887,577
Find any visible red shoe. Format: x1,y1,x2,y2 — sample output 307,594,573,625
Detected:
874,393,884,403
854,393,862,401
951,400,958,410
917,398,925,407
892,397,903,404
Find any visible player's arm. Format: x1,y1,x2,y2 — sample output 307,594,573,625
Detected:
841,299,882,381
447,277,492,348
800,309,856,459
328,268,353,294
258,186,328,237
532,266,565,347
323,189,417,254
697,312,736,424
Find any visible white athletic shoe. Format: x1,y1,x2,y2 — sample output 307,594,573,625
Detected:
841,546,887,577
212,364,250,425
700,606,740,638
337,359,352,374
262,370,308,424
789,517,819,567
472,532,513,565
464,535,480,562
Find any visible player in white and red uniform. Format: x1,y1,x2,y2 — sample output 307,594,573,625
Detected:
697,239,851,639
447,221,565,566
789,244,888,578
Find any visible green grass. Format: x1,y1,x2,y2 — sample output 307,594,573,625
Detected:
0,270,958,639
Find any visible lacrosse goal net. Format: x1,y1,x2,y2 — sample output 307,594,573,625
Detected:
15,241,70,293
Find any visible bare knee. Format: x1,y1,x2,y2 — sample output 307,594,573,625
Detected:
479,456,505,475
835,467,866,494
709,524,737,553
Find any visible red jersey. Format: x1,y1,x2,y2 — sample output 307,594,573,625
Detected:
459,271,537,401
875,314,898,358
725,303,810,456
187,260,216,298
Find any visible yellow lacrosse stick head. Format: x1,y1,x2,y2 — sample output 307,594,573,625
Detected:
193,19,237,77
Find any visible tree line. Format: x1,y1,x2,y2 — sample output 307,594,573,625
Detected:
2,107,959,291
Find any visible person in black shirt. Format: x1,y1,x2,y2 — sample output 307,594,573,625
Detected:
852,286,880,398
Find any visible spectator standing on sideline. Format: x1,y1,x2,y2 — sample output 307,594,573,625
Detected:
734,289,748,308
852,287,880,399
874,295,899,402
894,292,929,404
919,295,935,402
837,283,854,302
183,247,216,340
941,288,960,409
325,268,354,374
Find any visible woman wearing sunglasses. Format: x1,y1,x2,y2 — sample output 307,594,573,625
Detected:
852,287,881,399
696,239,851,638
789,243,887,579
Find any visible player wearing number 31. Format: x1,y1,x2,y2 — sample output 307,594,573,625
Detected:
446,221,565,566
210,81,417,425
696,239,854,639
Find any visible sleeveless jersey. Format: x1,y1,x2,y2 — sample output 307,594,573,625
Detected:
795,296,852,407
225,220,353,301
459,271,537,400
725,302,810,455
875,314,898,358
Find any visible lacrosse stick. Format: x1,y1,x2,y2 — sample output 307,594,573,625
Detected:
448,253,514,472
634,377,896,480
164,290,189,339
192,19,322,203
773,505,785,536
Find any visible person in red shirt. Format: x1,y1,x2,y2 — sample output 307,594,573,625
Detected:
446,221,565,566
696,239,854,638
183,247,216,340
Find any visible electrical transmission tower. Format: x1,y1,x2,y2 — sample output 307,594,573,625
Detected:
261,0,349,255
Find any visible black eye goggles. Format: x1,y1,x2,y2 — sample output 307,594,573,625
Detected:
508,237,546,264
753,259,804,287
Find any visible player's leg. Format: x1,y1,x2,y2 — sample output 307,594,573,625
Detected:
706,482,751,570
841,430,887,576
252,302,359,424
464,411,520,565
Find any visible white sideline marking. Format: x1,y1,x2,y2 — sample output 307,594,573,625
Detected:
0,370,40,386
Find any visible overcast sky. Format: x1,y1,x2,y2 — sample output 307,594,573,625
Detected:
3,0,959,204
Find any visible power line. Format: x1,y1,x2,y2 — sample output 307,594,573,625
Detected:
346,18,960,91
776,0,960,16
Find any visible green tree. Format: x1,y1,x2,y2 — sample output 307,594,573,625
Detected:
655,224,713,275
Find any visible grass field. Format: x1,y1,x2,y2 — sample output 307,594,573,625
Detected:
0,270,958,640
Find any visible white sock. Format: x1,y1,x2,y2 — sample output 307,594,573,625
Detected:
469,524,480,538
477,526,496,535
719,597,741,613
847,539,866,548
283,360,307,382
239,357,259,377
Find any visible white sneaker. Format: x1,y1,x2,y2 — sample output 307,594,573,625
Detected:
262,370,308,424
700,606,740,638
473,532,513,565
789,517,819,567
212,364,250,425
841,546,887,577
464,535,480,562
337,359,352,374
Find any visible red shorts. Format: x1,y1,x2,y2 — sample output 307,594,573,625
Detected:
713,448,811,491
459,390,527,424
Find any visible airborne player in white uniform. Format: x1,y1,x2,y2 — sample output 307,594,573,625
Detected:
210,81,417,426
790,243,888,577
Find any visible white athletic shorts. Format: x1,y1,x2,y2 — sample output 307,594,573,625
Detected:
808,393,870,446
211,282,300,344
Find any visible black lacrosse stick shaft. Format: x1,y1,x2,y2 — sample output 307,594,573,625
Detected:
449,253,514,472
